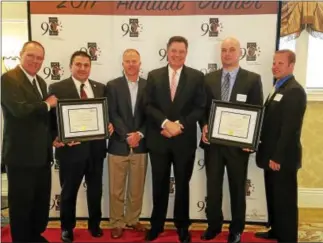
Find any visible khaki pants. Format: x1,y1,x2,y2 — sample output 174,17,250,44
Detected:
108,153,147,228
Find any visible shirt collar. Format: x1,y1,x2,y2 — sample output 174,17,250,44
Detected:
125,74,139,84
222,66,240,78
275,74,293,89
72,76,90,88
168,65,183,76
19,65,36,82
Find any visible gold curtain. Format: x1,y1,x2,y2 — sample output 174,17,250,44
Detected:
280,1,323,39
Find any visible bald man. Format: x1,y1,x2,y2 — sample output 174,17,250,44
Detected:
199,37,263,243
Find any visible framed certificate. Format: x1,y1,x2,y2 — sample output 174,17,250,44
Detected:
56,98,109,143
208,100,264,150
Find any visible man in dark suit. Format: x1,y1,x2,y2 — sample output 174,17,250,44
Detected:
1,41,57,242
106,49,148,239
200,37,263,243
49,51,113,242
145,36,206,243
255,50,306,243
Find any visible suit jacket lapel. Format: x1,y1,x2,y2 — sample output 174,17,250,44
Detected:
66,78,81,99
89,80,100,98
36,75,48,99
229,68,246,102
173,66,187,103
265,76,293,106
16,66,43,101
121,76,133,115
134,78,144,116
213,69,222,100
161,67,173,106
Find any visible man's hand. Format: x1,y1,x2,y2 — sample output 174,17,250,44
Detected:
164,121,183,136
45,95,57,108
202,125,210,144
108,123,114,135
127,132,141,148
161,129,173,138
242,148,254,152
67,141,81,147
53,137,65,148
269,159,280,171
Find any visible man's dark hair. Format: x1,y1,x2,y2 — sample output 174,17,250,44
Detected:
69,51,91,66
167,36,188,49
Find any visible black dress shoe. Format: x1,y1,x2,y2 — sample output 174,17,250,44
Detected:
145,228,163,241
31,235,49,242
177,228,191,243
61,230,74,242
227,232,241,243
201,228,221,240
89,227,103,237
255,230,276,240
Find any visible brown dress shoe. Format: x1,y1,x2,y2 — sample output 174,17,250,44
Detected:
111,227,123,239
126,222,147,232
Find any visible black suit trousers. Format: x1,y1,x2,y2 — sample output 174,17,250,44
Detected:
6,165,51,243
204,145,249,233
149,148,195,230
59,156,104,230
264,169,298,243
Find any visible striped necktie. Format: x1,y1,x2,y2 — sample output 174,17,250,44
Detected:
221,73,230,101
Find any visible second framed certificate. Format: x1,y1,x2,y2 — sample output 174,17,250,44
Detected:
56,98,109,143
208,100,264,150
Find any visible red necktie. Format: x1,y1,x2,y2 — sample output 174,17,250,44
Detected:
80,84,88,99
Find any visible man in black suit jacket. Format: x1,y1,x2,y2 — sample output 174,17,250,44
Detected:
255,50,306,243
1,41,57,242
49,51,113,242
145,36,206,243
200,37,263,243
106,49,148,239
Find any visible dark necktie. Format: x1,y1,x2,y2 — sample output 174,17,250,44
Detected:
221,73,230,101
32,78,42,99
80,84,88,99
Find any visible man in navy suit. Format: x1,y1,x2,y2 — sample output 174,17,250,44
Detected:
106,49,148,239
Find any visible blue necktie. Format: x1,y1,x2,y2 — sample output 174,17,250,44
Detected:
221,73,230,101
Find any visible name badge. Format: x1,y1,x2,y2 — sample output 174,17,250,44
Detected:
274,94,283,102
236,94,247,102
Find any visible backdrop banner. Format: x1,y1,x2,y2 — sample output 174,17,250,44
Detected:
29,1,279,223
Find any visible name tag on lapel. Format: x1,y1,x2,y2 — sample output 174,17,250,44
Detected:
273,94,283,102
236,94,247,102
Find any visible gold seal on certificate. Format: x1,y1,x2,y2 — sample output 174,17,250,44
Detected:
56,98,109,143
208,100,264,150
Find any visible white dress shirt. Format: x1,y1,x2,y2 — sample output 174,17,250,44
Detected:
72,76,94,99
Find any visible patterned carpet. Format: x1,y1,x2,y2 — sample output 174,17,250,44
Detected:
1,208,323,242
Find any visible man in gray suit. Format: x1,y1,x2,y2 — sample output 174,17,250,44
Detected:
200,37,264,243
1,41,57,242
106,49,148,239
